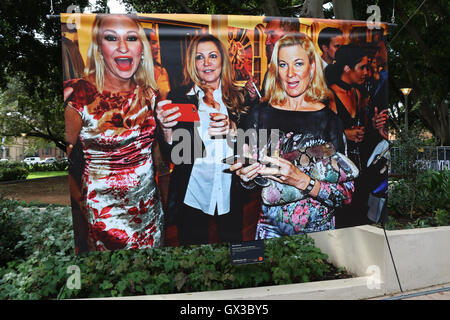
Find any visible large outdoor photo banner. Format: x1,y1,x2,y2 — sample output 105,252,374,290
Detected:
60,13,389,253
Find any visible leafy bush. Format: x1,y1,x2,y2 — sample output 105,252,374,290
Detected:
433,208,450,226
25,161,68,172
389,124,436,177
0,198,27,266
0,166,29,181
388,169,449,219
0,199,336,300
0,160,67,178
0,161,24,169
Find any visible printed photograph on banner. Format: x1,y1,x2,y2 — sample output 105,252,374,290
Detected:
60,13,389,253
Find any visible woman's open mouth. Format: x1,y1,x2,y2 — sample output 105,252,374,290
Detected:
286,81,299,89
114,56,134,71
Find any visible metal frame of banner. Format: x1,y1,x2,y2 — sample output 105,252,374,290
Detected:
46,14,61,19
45,14,397,28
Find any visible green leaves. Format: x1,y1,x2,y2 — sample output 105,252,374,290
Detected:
389,169,449,219
0,197,341,299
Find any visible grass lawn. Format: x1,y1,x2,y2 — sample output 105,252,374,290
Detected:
27,171,68,180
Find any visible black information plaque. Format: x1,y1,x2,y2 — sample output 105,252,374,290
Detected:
229,240,265,265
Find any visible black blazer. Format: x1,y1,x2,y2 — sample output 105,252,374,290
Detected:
156,85,247,224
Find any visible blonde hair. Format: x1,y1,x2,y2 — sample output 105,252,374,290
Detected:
183,34,247,117
263,34,331,106
84,14,158,94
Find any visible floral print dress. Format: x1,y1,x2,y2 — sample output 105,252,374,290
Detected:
256,132,355,239
243,102,354,239
65,78,163,251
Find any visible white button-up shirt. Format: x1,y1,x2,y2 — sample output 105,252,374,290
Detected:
183,84,234,215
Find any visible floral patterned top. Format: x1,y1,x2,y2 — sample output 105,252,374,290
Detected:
244,102,354,238
64,78,164,251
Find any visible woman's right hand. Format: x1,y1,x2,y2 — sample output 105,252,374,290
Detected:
155,100,181,144
345,126,365,143
230,162,263,183
229,143,262,182
244,76,259,101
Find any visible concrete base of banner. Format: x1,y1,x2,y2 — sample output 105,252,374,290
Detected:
115,276,383,300
97,225,450,300
309,225,450,295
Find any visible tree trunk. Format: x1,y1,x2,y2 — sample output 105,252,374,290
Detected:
332,0,354,20
174,0,195,14
264,0,281,16
302,0,324,18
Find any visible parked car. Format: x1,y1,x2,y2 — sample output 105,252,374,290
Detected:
41,157,57,164
0,158,8,162
23,157,41,165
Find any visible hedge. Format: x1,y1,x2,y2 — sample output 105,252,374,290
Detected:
0,161,69,181
0,166,28,181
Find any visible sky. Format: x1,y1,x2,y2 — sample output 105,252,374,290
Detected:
87,0,334,14
106,0,128,13
86,0,128,13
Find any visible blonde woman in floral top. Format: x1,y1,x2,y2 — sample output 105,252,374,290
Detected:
231,34,356,238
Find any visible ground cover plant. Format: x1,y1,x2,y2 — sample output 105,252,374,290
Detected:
387,169,449,230
0,197,350,300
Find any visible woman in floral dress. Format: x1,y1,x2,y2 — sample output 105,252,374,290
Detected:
64,14,163,251
231,34,356,238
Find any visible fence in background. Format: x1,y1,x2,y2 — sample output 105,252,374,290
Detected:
390,146,450,174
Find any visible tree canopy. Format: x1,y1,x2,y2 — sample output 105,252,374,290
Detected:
0,0,90,150
382,0,449,145
0,0,448,149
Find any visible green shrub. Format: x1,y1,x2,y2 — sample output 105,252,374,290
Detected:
53,161,69,171
0,166,29,181
0,161,23,169
0,198,26,266
388,169,449,218
383,216,401,230
25,162,68,173
0,200,333,300
433,209,450,226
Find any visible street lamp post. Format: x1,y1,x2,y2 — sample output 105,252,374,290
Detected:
21,133,26,168
400,88,412,133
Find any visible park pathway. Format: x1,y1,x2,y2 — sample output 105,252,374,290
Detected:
0,175,70,205
370,283,450,300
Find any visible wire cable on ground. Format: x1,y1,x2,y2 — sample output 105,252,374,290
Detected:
381,222,403,293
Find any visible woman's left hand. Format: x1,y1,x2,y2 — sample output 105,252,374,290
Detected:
372,107,389,130
208,113,236,137
257,155,311,191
